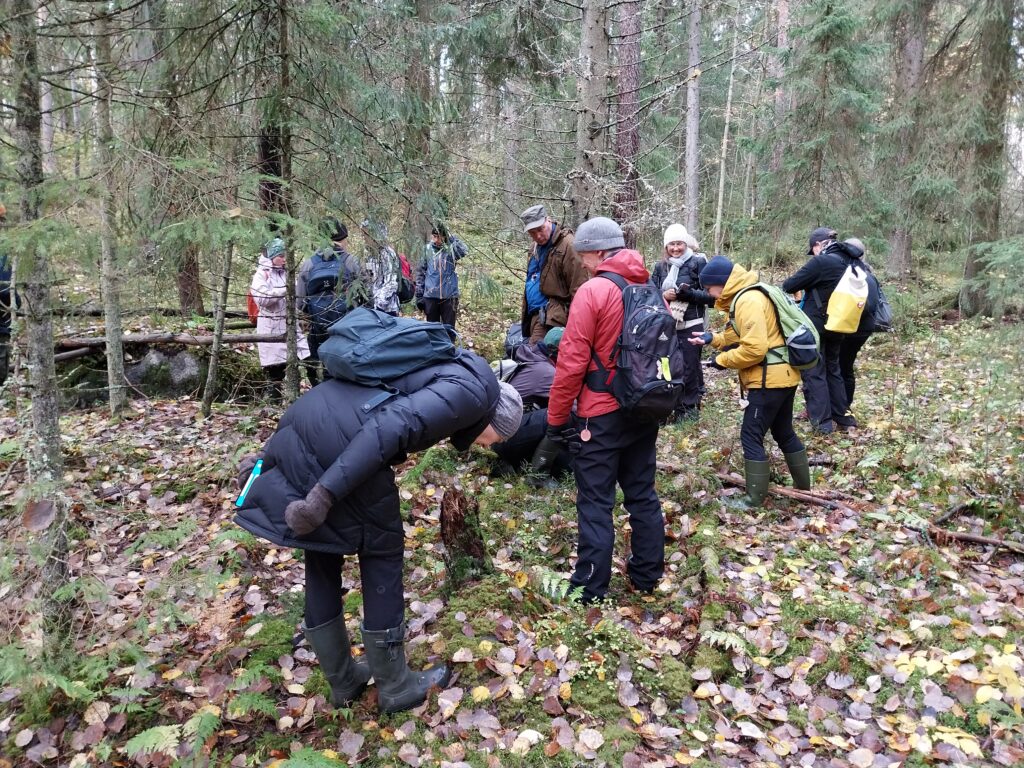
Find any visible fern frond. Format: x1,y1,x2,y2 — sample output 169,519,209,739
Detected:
123,725,181,758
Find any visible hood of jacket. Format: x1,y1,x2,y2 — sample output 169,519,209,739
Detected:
595,248,651,283
714,262,758,312
258,254,282,270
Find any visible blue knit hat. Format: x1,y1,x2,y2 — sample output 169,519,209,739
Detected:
699,255,734,288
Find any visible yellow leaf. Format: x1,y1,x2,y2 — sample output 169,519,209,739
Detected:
977,710,991,726
924,659,944,676
629,708,644,725
162,669,183,681
558,682,572,701
976,685,1002,704
322,750,340,759
513,571,528,588
693,684,714,699
471,686,490,703
691,729,708,742
478,640,493,654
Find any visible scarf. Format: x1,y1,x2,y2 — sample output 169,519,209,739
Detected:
661,251,693,291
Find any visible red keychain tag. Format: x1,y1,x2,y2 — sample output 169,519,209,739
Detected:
580,428,592,442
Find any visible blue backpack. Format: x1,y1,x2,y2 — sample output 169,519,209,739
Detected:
318,308,460,387
585,273,685,422
304,248,358,330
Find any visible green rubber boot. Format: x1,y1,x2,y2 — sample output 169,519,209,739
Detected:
302,613,371,707
744,459,771,506
361,623,451,714
784,449,811,491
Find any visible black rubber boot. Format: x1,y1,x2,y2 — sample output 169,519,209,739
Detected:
744,459,771,506
361,623,451,714
784,449,811,491
302,613,371,706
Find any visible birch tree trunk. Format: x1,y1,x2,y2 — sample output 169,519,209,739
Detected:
95,9,128,416
501,86,522,236
684,0,702,233
13,0,72,665
887,0,935,276
961,0,1014,317
713,17,740,254
613,0,642,247
769,0,790,175
571,0,609,227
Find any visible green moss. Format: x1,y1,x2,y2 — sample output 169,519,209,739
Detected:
656,656,694,699
692,644,732,681
247,616,299,668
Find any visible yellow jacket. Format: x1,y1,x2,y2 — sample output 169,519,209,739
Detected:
708,264,802,390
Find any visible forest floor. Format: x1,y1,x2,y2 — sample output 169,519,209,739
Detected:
1,303,1023,768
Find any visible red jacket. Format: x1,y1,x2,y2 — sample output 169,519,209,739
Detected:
547,249,651,424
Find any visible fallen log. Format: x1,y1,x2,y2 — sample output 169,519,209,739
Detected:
713,471,858,513
56,332,285,348
54,347,95,362
924,525,1024,556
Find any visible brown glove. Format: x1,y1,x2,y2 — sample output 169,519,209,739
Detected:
236,453,264,490
285,483,335,535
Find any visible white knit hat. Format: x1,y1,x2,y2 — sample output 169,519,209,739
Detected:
664,223,698,250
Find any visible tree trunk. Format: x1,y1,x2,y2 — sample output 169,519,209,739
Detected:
277,0,299,402
713,16,740,254
887,0,935,276
404,0,435,242
201,241,234,418
37,5,57,176
501,85,522,236
961,0,1013,317
95,10,128,416
571,0,610,227
684,0,702,233
768,0,790,175
13,0,72,667
613,0,642,247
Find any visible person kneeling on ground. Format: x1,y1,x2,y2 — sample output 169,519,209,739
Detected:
688,255,811,506
233,353,523,714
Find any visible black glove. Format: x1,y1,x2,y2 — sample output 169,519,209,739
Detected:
285,483,335,535
708,355,727,371
675,283,695,301
415,297,426,312
236,453,264,490
546,423,582,455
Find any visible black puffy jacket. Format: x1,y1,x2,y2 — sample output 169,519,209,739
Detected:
782,241,873,331
650,254,714,323
234,351,500,557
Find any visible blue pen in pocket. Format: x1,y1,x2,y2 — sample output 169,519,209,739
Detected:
235,459,263,507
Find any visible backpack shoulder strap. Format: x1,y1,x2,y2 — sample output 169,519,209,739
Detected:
596,271,628,291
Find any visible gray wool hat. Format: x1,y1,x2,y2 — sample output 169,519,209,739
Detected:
574,216,625,252
489,382,524,440
520,204,548,232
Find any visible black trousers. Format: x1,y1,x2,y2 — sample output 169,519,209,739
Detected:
492,408,572,475
800,330,852,429
264,362,319,391
740,386,805,461
423,297,458,327
570,410,664,601
838,333,870,407
674,325,705,411
304,549,405,631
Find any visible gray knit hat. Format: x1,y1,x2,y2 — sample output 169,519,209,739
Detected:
574,216,625,252
489,382,524,440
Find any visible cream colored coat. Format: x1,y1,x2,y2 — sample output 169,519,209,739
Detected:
251,255,310,367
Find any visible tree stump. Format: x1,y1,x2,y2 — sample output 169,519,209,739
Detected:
439,488,493,590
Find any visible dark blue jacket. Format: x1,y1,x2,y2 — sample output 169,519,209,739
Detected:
235,351,500,557
0,254,11,337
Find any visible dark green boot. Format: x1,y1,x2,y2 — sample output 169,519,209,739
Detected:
784,449,811,491
302,614,371,706
744,459,771,506
361,623,451,714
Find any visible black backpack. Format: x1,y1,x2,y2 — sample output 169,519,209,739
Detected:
304,248,357,330
585,273,685,422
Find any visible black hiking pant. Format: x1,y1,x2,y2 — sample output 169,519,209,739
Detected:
740,386,805,461
264,362,319,399
570,410,664,602
422,297,458,327
304,549,404,631
800,329,853,431
674,325,705,413
838,333,870,407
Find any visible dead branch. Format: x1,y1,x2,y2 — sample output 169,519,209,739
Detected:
932,502,972,526
713,471,858,513
925,525,1024,556
56,332,284,349
53,347,95,362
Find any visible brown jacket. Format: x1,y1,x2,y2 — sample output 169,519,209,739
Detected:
520,225,590,336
